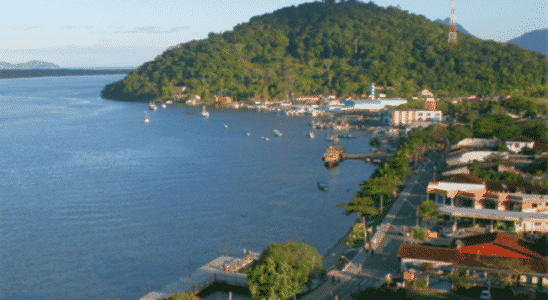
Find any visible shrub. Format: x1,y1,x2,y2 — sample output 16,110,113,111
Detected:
412,225,427,241
496,144,509,152
164,292,202,300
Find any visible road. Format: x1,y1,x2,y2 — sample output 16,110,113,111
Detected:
303,150,445,300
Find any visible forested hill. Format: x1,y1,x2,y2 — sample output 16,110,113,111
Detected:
101,1,547,102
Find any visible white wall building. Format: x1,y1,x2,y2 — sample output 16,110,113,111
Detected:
382,109,442,126
506,136,535,153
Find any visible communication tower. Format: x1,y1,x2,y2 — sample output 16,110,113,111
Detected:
448,0,458,46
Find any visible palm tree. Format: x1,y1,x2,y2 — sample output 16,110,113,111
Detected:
367,174,398,214
337,196,379,249
419,200,442,231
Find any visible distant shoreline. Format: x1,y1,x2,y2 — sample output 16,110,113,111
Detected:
0,68,131,79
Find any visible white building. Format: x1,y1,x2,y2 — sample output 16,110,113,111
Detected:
506,136,535,153
382,109,442,126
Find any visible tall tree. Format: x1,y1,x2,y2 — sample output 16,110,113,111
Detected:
338,196,379,248
418,200,442,230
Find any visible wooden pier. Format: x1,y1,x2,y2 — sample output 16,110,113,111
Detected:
140,251,260,300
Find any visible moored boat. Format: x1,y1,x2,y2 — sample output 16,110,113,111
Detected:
317,181,328,191
308,132,315,139
144,111,151,124
162,103,167,109
201,106,210,118
149,102,158,111
273,129,282,137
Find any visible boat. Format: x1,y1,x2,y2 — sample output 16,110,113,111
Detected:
308,132,315,139
224,124,228,128
245,132,251,136
149,102,158,111
265,138,270,141
162,103,167,109
144,111,151,125
165,100,173,104
273,129,282,137
317,181,328,191
201,106,210,118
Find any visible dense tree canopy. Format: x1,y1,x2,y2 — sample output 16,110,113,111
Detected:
101,1,547,101
247,241,324,300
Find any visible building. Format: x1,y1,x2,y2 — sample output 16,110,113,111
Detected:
383,109,443,126
342,99,384,111
380,98,407,107
296,95,321,103
506,136,536,153
419,89,434,97
398,232,548,288
454,138,502,150
424,99,437,111
426,174,548,232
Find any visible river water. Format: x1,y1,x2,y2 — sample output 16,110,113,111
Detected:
0,75,377,300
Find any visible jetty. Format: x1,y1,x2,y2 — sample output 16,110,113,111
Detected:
140,251,260,300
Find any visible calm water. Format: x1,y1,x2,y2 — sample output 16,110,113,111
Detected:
0,75,376,300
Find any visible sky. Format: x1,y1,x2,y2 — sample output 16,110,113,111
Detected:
0,0,546,68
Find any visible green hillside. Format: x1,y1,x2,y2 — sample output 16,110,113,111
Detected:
101,0,547,102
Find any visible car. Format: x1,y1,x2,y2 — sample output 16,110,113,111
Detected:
480,290,493,300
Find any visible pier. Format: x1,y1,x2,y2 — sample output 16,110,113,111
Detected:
140,251,260,300
341,152,393,160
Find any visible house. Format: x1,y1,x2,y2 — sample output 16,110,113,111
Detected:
214,96,233,104
419,89,434,97
382,109,443,126
296,95,321,103
424,99,437,111
454,138,502,150
398,232,548,287
506,137,536,153
446,150,503,166
426,174,548,232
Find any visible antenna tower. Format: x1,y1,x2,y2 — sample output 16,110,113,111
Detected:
448,0,457,46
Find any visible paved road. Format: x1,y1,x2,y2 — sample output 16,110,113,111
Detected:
304,150,446,300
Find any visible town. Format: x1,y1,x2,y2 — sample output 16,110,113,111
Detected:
142,80,548,300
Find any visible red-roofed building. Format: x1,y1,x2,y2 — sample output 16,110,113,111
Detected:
398,232,548,287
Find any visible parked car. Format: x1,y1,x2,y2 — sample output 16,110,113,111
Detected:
480,289,493,300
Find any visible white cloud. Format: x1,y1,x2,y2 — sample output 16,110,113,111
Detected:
123,26,190,34
0,24,42,30
60,25,94,30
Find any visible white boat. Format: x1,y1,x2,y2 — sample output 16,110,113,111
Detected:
162,103,167,109
245,132,251,136
273,129,282,137
265,138,270,141
149,102,158,111
308,132,315,139
166,100,173,104
201,106,210,118
224,124,228,128
144,111,151,125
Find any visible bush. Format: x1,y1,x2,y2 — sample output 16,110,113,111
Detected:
412,225,428,241
521,148,537,155
496,144,509,152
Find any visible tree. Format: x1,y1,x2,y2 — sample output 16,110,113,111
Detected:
473,257,536,289
247,242,324,300
369,135,382,148
338,196,379,248
366,175,398,214
418,200,441,230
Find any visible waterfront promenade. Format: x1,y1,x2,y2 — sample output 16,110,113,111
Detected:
140,252,260,300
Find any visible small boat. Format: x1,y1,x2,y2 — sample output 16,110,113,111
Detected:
265,138,270,141
224,124,228,129
308,132,315,139
317,181,328,191
165,100,173,104
162,103,167,109
201,106,210,118
144,111,151,125
246,132,251,136
273,129,282,137
149,102,158,111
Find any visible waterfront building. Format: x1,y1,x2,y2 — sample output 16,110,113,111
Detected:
506,136,536,153
426,174,548,232
382,109,443,126
398,232,548,288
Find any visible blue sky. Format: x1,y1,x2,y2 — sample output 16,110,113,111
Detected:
1,0,545,68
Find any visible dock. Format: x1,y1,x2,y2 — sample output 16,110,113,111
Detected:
140,251,260,300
